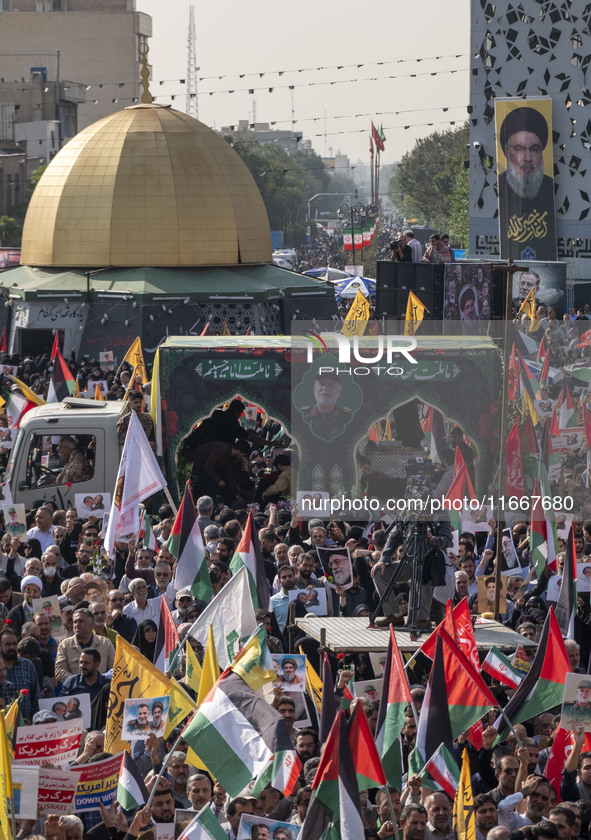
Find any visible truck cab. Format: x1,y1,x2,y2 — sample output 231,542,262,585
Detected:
5,398,125,510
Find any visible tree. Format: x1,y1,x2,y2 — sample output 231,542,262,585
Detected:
227,136,331,245
388,123,469,234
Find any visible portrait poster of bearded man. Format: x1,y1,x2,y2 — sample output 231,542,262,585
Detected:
495,98,557,261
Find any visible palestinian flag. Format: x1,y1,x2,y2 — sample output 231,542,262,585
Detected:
320,653,337,745
182,670,300,798
410,635,454,777
439,628,496,738
47,348,76,403
555,526,577,640
482,645,523,690
496,607,570,740
348,701,386,791
444,463,476,533
301,711,364,840
375,625,412,789
117,751,149,811
530,479,549,578
179,805,227,840
231,624,276,692
230,509,269,610
154,595,180,674
425,743,460,798
559,381,578,429
167,481,212,602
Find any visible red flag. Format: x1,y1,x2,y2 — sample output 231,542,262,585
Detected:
508,343,519,402
468,719,484,750
50,331,59,361
583,403,591,449
371,122,385,152
545,727,591,801
505,421,525,497
0,327,6,354
420,598,478,670
348,701,386,790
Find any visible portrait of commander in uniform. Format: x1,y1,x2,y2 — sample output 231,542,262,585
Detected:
302,371,352,442
497,104,557,260
562,679,591,729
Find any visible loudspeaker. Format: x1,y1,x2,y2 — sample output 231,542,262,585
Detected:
376,261,444,319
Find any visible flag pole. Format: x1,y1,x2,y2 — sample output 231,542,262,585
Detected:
163,486,178,517
498,707,524,748
382,785,400,840
145,729,187,810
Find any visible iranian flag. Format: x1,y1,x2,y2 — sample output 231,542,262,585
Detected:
343,228,353,250
301,711,364,840
495,607,571,740
482,645,523,690
425,743,460,798
362,225,372,245
138,508,157,552
375,624,412,789
353,232,363,250
167,481,212,602
182,670,300,798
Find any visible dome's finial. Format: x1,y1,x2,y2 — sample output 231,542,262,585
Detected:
138,38,153,104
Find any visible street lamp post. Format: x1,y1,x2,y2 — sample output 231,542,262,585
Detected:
337,202,367,266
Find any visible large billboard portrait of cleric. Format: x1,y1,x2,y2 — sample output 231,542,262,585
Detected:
495,99,557,262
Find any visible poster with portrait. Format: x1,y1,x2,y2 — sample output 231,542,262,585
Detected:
75,492,109,519
288,586,328,617
561,673,591,732
99,351,114,371
495,98,557,261
32,595,65,640
315,545,353,590
0,427,14,452
237,814,301,840
369,652,388,678
2,502,26,539
500,527,521,572
123,697,170,740
271,654,306,692
511,262,567,317
443,264,492,335
353,678,384,703
477,576,507,615
546,574,562,602
38,693,91,727
174,810,196,840
578,564,591,594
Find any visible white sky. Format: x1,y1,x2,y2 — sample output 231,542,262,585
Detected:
137,0,470,183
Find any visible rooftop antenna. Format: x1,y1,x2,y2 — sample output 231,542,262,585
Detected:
186,4,198,119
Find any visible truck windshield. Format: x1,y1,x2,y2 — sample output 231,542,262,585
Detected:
24,433,96,489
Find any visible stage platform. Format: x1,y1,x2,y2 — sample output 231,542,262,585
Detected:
295,616,536,655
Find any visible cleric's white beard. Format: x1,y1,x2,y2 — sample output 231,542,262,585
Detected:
505,158,545,200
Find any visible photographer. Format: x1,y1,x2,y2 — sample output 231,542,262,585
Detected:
390,234,412,262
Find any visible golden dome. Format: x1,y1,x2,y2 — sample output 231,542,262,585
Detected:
20,104,271,268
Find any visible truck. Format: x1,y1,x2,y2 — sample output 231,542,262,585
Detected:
5,334,502,512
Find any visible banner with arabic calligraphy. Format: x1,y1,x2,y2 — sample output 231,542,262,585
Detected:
495,97,557,261
14,719,83,767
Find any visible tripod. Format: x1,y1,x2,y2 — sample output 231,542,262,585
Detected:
369,518,429,641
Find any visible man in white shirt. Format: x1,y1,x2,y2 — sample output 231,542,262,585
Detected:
122,578,161,625
498,775,551,832
26,506,55,552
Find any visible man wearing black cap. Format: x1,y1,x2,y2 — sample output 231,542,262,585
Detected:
497,105,557,260
302,372,351,441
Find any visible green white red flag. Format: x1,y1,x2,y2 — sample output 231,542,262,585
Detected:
482,645,523,690
425,743,460,798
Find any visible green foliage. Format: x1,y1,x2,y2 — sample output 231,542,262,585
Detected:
388,123,469,234
228,137,332,246
448,165,470,249
0,215,21,246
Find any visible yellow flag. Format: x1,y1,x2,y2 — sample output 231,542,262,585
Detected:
186,625,219,771
149,347,163,456
220,320,232,336
196,624,220,707
6,375,45,406
0,708,13,840
185,642,202,696
518,287,539,333
342,288,370,337
384,418,393,441
454,748,475,840
2,698,20,758
94,384,104,402
105,635,195,755
301,647,323,714
231,624,276,692
122,337,148,385
73,378,80,398
404,292,426,336
522,387,541,426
